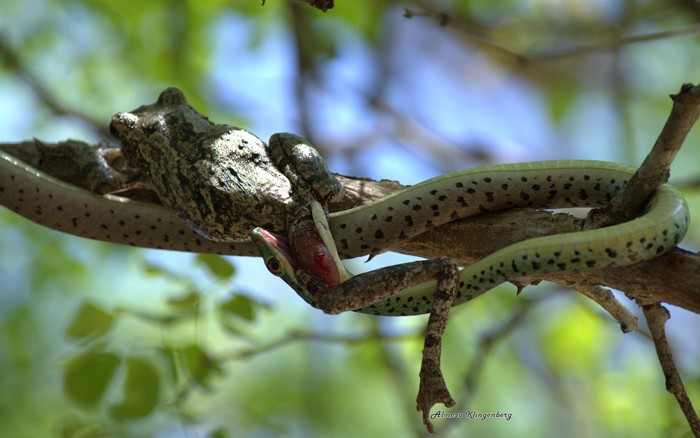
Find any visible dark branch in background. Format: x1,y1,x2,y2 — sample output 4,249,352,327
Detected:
288,2,319,147
0,37,110,139
263,0,334,13
528,24,700,62
403,7,700,63
218,328,419,360
403,7,525,62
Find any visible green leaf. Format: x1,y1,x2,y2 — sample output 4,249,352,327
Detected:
110,357,160,420
53,415,101,438
63,351,120,410
142,262,170,277
196,254,235,279
65,302,116,341
218,317,246,337
166,291,200,311
208,428,230,438
160,346,179,384
180,345,223,389
219,294,256,322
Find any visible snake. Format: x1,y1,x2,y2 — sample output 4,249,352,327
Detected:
4,147,688,434
0,150,259,255
253,160,689,315
1,150,689,317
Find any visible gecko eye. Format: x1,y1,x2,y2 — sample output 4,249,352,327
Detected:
265,257,283,276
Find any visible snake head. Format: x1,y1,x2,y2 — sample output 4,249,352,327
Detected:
251,227,318,307
251,228,296,275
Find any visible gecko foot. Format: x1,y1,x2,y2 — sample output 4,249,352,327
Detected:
416,358,455,433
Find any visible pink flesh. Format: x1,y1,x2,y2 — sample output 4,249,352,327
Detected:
290,227,342,288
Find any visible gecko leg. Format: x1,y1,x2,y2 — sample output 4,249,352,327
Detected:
253,200,460,433
268,133,344,204
302,257,459,433
30,139,148,194
416,265,459,433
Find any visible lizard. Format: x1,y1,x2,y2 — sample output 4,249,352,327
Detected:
0,88,350,258
107,88,350,284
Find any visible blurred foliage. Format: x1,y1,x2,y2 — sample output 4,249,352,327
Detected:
1,0,700,437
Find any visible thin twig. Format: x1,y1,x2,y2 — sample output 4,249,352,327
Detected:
528,24,700,63
573,284,638,333
642,304,700,436
403,8,526,63
586,83,700,228
217,328,421,361
404,8,700,64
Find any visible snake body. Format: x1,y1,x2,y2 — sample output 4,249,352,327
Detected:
274,160,689,315
0,150,260,255
329,160,686,256
1,151,689,316
356,182,686,315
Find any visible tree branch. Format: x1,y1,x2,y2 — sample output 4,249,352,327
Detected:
2,84,698,316
397,83,700,314
391,211,700,314
642,304,700,435
586,82,700,227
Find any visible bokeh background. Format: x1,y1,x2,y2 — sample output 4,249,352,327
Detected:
1,1,700,437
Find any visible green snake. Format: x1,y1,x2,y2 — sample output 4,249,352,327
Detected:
0,150,260,255
252,160,689,315
250,158,689,432
1,151,689,317
2,148,689,433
